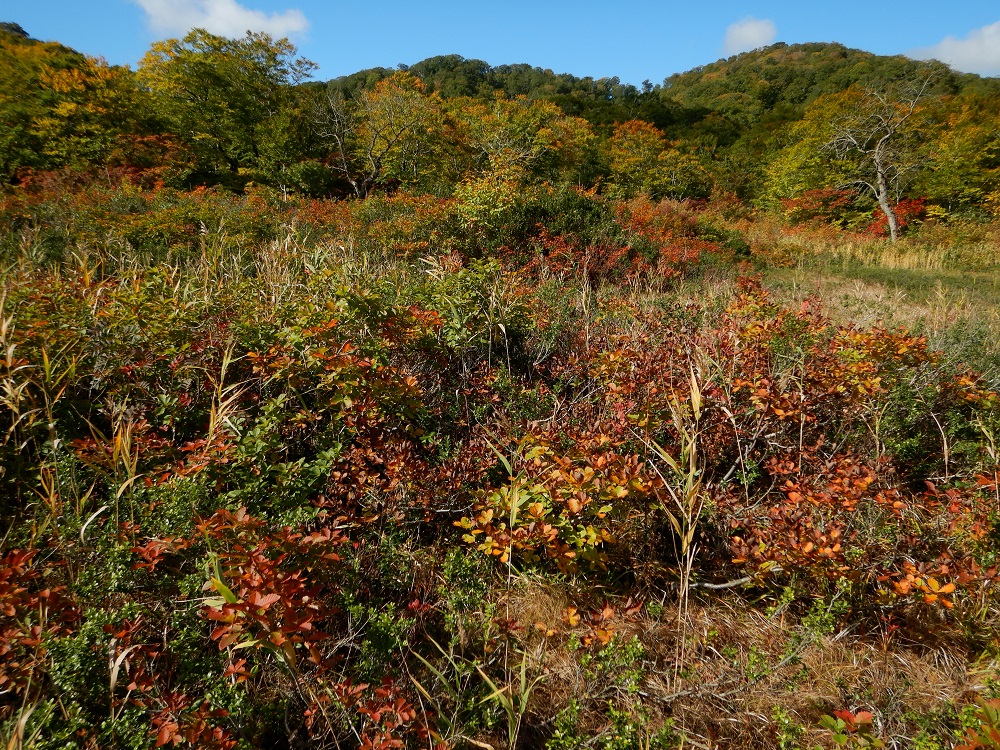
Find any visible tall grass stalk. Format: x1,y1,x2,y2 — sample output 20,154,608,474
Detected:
646,368,706,685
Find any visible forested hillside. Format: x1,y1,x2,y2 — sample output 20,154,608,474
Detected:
2,21,1000,750
4,24,1000,217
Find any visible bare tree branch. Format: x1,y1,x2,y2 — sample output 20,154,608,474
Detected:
822,72,937,241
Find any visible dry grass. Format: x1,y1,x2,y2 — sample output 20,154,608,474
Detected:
502,577,992,749
761,229,1000,386
735,214,1000,273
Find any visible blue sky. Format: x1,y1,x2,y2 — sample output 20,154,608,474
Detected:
7,1,1000,83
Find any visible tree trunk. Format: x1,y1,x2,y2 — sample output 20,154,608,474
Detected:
875,169,900,242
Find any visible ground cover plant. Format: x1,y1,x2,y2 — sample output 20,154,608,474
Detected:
1,174,999,750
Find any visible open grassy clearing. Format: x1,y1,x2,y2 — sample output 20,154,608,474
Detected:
758,230,1000,388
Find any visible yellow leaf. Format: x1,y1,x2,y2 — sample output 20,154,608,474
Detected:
564,606,580,626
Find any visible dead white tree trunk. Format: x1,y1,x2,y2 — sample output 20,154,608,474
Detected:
825,76,934,242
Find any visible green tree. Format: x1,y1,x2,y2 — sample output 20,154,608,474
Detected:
606,120,711,200
138,29,315,179
450,94,599,185
314,72,448,197
1,26,149,178
761,100,848,213
30,58,151,168
916,92,1000,217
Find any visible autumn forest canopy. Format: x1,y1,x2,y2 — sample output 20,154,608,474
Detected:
2,21,1000,750
2,24,1000,223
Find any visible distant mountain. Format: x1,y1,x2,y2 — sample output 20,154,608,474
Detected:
330,54,628,100
660,42,997,126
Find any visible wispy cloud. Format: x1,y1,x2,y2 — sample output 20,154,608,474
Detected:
133,0,309,38
911,20,1000,76
723,17,777,56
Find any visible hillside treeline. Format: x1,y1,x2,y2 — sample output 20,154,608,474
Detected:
3,23,1000,229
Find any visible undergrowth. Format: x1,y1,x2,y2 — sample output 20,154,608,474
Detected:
1,182,999,749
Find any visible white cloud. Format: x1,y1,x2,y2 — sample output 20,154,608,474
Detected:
911,21,1000,76
723,17,777,56
133,0,309,38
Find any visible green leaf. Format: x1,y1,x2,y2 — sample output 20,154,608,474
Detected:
210,577,239,604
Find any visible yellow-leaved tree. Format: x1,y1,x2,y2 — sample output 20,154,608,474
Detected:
607,120,712,200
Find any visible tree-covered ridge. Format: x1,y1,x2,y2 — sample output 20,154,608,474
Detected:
329,43,1000,131
661,42,991,123
331,54,645,103
2,25,1000,226
328,54,688,133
